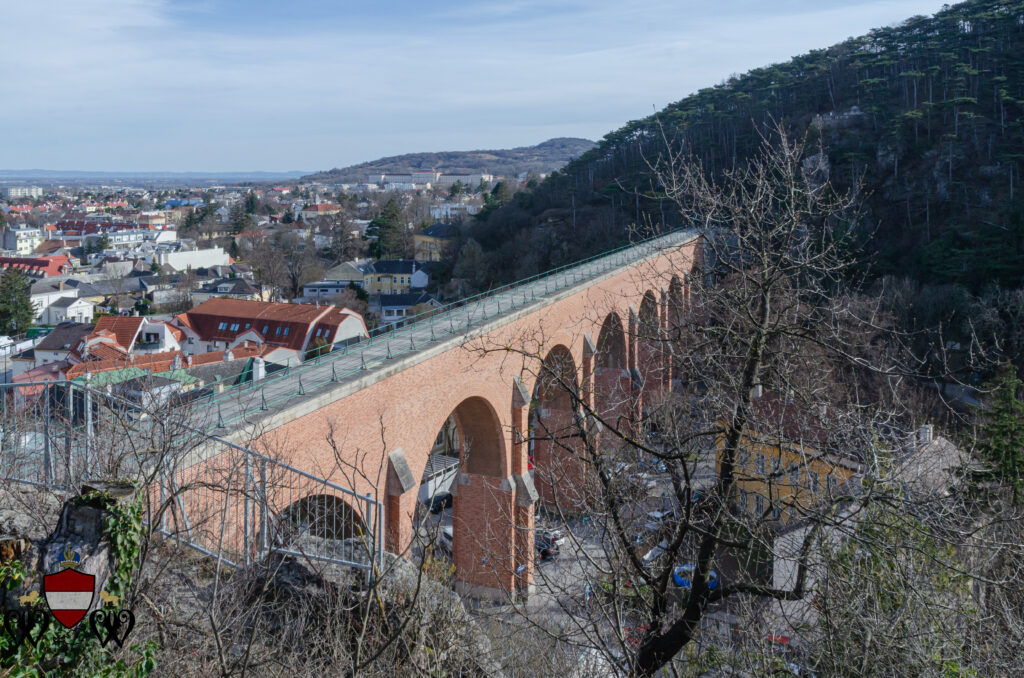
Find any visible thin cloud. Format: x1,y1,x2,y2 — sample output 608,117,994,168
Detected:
0,0,949,171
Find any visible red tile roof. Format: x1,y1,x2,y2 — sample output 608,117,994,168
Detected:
93,316,144,350
174,299,356,353
65,350,182,380
84,342,129,361
187,344,265,366
0,255,72,277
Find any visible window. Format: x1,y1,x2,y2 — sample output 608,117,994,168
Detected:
188,337,194,344
770,457,781,477
737,450,751,470
262,325,269,335
771,504,782,520
754,453,766,476
229,323,239,332
754,494,765,515
283,327,289,336
244,323,250,330
827,475,838,495
217,321,228,330
275,327,281,336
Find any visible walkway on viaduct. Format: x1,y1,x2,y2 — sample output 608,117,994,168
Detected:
186,229,700,599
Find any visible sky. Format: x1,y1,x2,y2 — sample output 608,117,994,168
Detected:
0,0,951,173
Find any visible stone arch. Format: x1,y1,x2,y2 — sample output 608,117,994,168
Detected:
596,311,627,370
530,345,588,509
593,311,631,433
448,395,506,478
421,395,517,599
277,493,368,541
637,290,664,406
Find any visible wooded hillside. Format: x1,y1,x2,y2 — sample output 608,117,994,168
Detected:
464,0,1024,370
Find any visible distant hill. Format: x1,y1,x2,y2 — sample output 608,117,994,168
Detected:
301,138,596,183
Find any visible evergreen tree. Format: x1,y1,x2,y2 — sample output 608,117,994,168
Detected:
366,197,404,258
975,364,1024,499
229,203,253,234
0,269,36,335
244,191,259,214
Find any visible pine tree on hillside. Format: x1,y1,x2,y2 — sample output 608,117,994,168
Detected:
367,197,404,258
976,364,1024,499
0,269,36,336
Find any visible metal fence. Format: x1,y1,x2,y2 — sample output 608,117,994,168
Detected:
155,436,384,572
0,380,384,575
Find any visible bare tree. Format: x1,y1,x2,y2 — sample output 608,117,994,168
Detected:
462,126,985,676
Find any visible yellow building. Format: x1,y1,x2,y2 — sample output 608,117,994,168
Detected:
362,260,426,295
413,223,458,262
715,397,860,522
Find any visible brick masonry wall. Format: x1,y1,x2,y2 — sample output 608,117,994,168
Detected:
208,240,699,595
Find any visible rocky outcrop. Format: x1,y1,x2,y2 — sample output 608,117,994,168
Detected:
0,482,132,612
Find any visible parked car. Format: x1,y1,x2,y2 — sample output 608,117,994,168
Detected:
638,457,668,474
537,528,566,547
428,492,453,514
437,526,454,556
535,530,561,560
672,564,719,590
642,539,669,566
644,509,676,532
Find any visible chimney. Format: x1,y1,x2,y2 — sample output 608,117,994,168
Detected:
252,356,266,382
750,384,763,400
223,349,233,362
185,354,193,366
58,280,64,291
917,424,934,447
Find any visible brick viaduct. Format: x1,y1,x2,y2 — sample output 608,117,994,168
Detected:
205,232,700,599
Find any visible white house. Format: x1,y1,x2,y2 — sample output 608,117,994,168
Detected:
3,227,43,256
133,320,184,355
156,246,231,270
30,279,77,322
43,297,95,325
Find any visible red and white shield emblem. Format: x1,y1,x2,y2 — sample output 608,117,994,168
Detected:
43,568,96,629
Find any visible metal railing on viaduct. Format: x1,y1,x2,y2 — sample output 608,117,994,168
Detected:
191,228,697,433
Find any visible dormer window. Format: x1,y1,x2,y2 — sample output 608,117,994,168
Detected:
217,321,228,330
